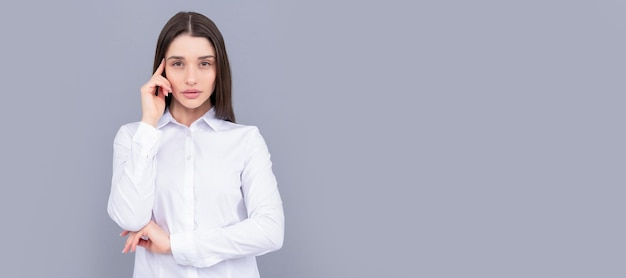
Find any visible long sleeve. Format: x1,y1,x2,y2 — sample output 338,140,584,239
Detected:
169,127,284,268
108,122,162,232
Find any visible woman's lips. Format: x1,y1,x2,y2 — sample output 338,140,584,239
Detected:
182,89,201,99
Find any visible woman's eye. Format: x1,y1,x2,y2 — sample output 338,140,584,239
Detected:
171,61,183,67
200,61,212,67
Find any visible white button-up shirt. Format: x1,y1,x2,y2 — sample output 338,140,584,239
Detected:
108,108,284,278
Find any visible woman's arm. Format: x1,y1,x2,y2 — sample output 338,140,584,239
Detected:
169,127,285,268
107,123,161,232
108,60,170,232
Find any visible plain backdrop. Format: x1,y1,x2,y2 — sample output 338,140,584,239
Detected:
0,0,624,277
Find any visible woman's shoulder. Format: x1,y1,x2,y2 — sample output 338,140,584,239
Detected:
219,122,270,152
218,121,262,135
219,121,271,143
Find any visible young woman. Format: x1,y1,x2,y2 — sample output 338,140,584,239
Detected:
107,11,284,277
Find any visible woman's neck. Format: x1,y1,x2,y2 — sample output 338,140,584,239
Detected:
169,101,212,127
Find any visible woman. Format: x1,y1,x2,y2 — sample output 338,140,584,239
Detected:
107,11,284,277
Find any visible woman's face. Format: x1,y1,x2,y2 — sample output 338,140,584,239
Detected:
165,34,217,112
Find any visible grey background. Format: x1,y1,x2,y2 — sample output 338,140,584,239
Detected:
0,0,623,277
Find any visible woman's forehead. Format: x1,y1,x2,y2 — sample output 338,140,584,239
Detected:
166,34,215,57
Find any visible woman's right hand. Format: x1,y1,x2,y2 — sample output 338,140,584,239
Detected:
140,59,172,127
120,220,171,255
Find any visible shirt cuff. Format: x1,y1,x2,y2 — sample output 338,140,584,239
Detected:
170,230,223,268
170,232,197,266
133,122,161,158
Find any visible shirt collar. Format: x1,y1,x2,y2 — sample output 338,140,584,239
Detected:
156,107,223,131
199,107,223,131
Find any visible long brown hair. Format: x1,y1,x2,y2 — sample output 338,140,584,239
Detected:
153,11,235,122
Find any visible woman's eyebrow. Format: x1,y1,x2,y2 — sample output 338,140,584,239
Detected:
166,55,215,60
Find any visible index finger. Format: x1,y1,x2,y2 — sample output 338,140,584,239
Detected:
153,58,165,77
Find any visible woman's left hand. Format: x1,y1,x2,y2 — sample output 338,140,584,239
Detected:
121,220,171,254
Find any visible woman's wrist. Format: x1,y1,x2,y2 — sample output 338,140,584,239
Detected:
141,117,158,128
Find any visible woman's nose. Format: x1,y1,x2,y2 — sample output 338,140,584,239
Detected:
185,68,197,85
